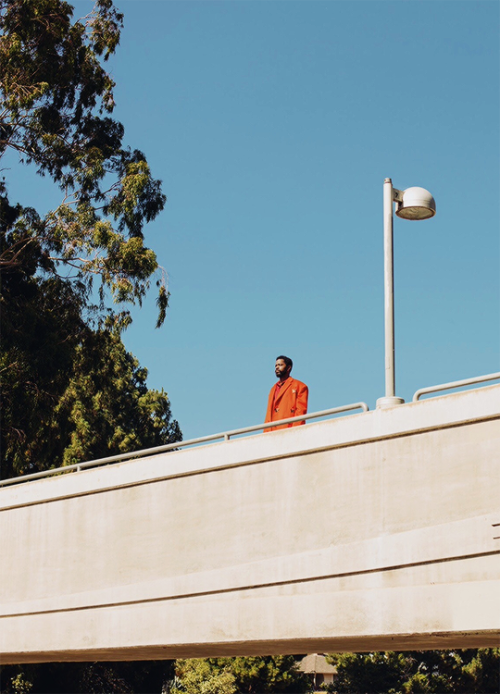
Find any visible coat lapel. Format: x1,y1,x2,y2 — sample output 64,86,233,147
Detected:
274,377,293,405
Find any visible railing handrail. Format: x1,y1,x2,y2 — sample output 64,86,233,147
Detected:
413,372,500,402
0,402,369,487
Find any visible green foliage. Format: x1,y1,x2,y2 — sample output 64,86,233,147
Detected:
1,300,182,473
0,269,88,477
0,0,178,479
0,270,181,476
0,0,167,312
53,319,182,467
171,656,312,694
171,660,237,694
326,649,500,694
326,652,408,694
0,660,175,693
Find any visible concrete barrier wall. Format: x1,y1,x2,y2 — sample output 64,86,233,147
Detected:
1,385,499,663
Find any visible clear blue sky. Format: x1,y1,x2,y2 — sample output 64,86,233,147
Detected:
10,1,500,440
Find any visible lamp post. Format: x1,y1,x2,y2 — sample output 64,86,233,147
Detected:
376,178,436,410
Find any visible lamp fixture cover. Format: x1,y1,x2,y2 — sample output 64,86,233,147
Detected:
396,186,436,220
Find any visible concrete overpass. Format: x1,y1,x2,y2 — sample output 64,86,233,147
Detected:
1,384,499,663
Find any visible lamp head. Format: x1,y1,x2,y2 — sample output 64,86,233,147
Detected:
395,186,436,220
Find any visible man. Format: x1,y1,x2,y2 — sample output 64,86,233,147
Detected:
264,355,308,432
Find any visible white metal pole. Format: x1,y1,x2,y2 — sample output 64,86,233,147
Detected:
377,178,404,409
384,177,395,398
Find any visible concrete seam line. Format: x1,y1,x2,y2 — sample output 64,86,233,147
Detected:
2,549,499,619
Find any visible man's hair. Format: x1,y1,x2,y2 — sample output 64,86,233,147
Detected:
276,355,293,371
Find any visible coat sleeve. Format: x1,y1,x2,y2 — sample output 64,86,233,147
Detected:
295,382,308,418
264,386,275,424
289,381,308,427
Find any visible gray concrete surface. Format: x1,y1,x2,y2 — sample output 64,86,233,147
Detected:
1,385,499,663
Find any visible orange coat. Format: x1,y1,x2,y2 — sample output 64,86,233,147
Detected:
264,377,308,432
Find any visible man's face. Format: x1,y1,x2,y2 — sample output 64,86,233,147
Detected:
275,359,291,380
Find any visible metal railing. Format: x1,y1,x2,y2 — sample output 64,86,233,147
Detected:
0,402,369,487
413,372,500,402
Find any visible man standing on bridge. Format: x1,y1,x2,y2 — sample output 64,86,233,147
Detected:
264,355,308,432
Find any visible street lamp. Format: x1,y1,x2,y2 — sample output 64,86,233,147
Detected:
376,178,436,410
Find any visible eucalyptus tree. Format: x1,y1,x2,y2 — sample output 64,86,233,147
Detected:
326,649,500,694
0,0,180,478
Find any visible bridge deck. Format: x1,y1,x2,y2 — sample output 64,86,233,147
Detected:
1,385,499,663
